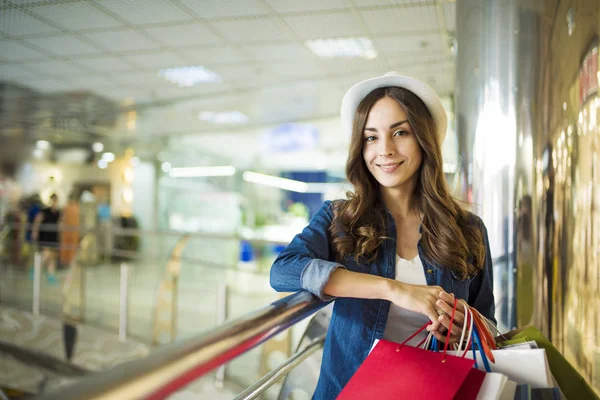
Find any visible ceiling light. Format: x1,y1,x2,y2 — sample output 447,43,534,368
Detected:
198,111,248,124
161,162,172,172
92,142,104,152
242,171,308,193
36,140,50,150
305,37,377,59
158,66,221,87
98,160,108,169
101,152,115,162
33,149,44,159
169,166,236,178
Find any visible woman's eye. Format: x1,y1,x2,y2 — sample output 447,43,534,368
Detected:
364,135,377,142
393,130,408,137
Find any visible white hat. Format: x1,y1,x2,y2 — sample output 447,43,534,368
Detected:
340,72,448,143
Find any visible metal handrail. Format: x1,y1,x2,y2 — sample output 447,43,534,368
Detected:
41,291,326,400
233,335,326,400
2,222,289,246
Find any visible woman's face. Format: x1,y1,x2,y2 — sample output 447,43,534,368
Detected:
362,96,423,192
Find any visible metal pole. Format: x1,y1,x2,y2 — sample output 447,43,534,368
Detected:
233,337,325,400
214,282,228,389
119,263,129,342
32,251,41,315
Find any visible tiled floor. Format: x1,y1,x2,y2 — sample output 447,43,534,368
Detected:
0,259,293,399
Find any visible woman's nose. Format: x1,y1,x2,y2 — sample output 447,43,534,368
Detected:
379,140,395,157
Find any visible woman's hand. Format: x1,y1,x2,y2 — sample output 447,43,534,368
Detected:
386,281,449,331
431,292,467,344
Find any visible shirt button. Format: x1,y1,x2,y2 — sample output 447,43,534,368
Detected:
427,269,433,274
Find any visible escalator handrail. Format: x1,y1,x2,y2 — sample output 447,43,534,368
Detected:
41,291,326,400
0,340,90,377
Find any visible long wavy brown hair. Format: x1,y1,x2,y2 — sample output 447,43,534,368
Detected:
330,87,485,279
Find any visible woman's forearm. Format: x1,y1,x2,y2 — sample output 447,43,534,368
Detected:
323,268,400,301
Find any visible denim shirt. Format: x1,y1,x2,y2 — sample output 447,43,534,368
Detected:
270,200,496,400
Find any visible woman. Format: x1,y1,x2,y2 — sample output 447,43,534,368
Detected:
270,73,495,399
60,192,80,266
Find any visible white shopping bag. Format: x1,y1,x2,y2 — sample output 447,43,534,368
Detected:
450,349,554,388
476,373,508,400
474,373,517,400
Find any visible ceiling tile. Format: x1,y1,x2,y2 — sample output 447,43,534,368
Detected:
178,0,269,19
0,40,46,60
84,30,161,52
95,0,192,25
123,52,190,70
212,64,270,83
360,6,438,34
182,46,248,66
27,59,90,76
63,75,122,90
443,2,456,32
352,0,432,6
19,78,71,92
25,35,104,56
264,0,348,13
332,70,381,91
386,53,451,67
30,2,123,30
375,33,445,54
73,57,136,73
243,42,315,61
0,8,59,36
320,58,388,75
211,18,293,43
114,71,166,87
283,12,365,39
0,63,41,80
144,23,223,47
266,61,329,79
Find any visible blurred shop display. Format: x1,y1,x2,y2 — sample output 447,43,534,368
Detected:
260,123,319,154
112,215,140,262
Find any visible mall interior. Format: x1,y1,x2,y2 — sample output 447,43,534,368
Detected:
0,0,599,399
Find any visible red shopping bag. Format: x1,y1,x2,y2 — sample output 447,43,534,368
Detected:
338,299,486,400
337,339,478,399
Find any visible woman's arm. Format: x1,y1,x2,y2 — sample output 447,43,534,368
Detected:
325,268,445,330
270,200,446,329
270,201,343,301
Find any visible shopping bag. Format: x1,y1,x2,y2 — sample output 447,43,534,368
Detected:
338,299,487,400
448,348,553,388
337,338,476,400
471,373,516,400
498,326,599,400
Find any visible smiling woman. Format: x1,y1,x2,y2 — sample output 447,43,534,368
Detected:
269,73,496,399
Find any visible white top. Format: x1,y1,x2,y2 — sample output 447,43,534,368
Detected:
371,254,429,352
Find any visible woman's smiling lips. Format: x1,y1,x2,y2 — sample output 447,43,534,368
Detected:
376,161,405,173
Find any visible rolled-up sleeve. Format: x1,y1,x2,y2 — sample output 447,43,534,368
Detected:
270,201,345,301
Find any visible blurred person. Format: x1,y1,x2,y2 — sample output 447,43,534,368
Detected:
32,193,61,284
269,73,496,399
97,196,111,262
60,192,80,266
25,194,42,246
1,199,25,266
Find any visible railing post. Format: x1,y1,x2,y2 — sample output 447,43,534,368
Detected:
214,282,228,389
32,251,41,315
119,263,129,342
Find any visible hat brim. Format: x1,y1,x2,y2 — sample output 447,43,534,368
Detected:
340,75,447,144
